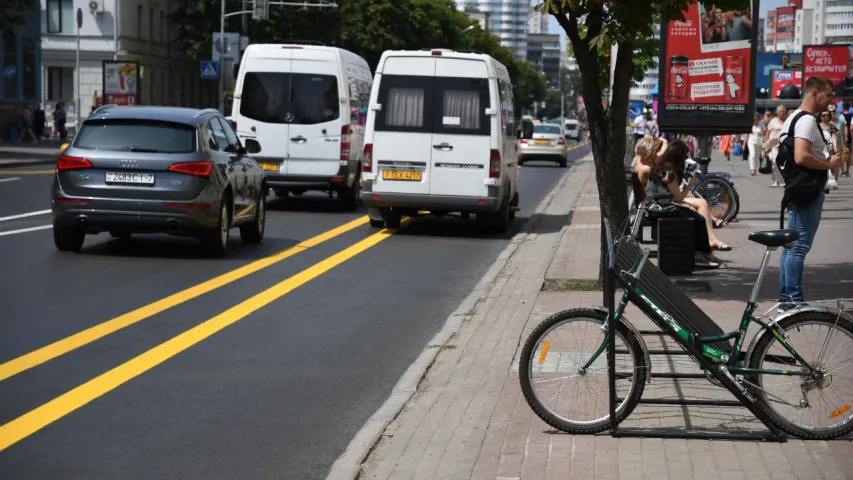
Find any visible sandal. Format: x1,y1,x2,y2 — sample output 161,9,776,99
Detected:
713,219,728,229
713,243,732,251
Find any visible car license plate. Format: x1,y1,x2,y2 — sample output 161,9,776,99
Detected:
382,170,422,181
259,162,280,172
534,139,550,145
105,172,155,185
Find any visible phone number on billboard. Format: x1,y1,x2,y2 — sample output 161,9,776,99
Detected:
665,104,746,113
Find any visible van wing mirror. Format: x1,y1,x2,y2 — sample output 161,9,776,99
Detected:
485,107,498,115
370,104,382,112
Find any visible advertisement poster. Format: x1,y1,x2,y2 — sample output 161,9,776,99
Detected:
102,60,140,106
770,69,802,99
657,1,758,135
802,45,851,99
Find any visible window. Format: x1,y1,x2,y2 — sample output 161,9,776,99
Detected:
207,118,229,150
534,124,561,135
47,67,73,101
239,72,339,125
73,120,197,153
47,0,74,33
387,87,425,127
216,116,240,148
434,77,490,136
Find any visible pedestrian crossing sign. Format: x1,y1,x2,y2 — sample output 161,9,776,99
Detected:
201,61,219,80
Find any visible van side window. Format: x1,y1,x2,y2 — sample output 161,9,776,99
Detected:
388,87,425,127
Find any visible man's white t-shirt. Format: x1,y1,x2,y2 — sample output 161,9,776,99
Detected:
780,109,829,162
633,115,647,135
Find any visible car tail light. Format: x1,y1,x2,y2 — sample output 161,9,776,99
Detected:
231,120,237,131
489,149,501,179
519,139,528,144
168,161,212,177
363,143,373,173
558,137,566,145
57,155,92,171
341,124,351,161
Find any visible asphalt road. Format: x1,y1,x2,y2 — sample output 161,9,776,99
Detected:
0,144,589,479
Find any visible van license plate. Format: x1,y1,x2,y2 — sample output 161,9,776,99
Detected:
105,172,155,185
259,162,280,172
382,170,421,181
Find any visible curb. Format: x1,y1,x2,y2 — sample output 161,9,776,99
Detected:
325,151,594,480
0,157,58,168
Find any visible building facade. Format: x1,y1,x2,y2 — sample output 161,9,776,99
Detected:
527,33,561,89
0,1,41,136
796,0,853,48
528,6,548,34
40,0,216,134
766,1,801,53
455,0,529,59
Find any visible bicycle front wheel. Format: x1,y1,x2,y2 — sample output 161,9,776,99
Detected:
519,308,647,434
693,177,737,223
748,310,853,440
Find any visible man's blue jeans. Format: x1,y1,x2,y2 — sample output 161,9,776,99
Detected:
779,193,825,303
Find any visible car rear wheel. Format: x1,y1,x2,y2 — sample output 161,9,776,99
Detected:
54,226,85,252
240,192,265,244
203,198,230,256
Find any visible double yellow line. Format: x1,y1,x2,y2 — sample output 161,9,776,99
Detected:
0,215,412,452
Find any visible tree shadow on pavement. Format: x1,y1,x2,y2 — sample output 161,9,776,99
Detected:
683,262,853,304
396,209,570,240
78,234,300,260
265,192,367,215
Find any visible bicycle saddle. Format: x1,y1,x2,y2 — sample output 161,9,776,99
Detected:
748,229,800,248
694,156,712,166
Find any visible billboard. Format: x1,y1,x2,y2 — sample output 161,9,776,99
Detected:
803,45,851,99
657,1,758,135
770,69,802,99
102,60,140,106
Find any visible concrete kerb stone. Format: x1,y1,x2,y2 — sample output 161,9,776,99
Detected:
0,158,57,168
324,153,594,480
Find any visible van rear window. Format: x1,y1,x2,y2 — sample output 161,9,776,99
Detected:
239,72,339,125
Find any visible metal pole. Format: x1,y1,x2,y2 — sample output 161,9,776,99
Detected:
76,21,81,130
113,0,119,60
697,136,711,174
218,0,225,113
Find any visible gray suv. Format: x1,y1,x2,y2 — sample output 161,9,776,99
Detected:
51,106,266,256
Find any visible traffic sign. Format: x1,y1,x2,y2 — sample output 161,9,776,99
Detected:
201,61,219,80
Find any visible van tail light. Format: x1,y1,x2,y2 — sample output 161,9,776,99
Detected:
489,149,501,179
363,143,373,173
341,124,351,161
57,155,92,171
519,139,527,144
168,161,212,177
231,120,237,131
558,137,566,145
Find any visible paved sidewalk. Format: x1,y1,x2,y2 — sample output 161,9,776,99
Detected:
349,152,853,480
0,141,62,167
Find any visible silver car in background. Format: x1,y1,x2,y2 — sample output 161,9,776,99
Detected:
51,106,266,256
517,123,568,167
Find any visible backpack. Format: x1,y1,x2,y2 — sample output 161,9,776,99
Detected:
776,111,828,228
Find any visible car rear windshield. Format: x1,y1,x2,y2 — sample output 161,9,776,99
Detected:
239,72,340,125
73,120,197,153
534,125,561,135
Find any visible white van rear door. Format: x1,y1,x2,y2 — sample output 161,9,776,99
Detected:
287,50,344,177
429,58,492,197
371,57,436,196
236,50,291,174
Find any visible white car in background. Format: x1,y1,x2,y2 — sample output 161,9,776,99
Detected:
518,123,567,167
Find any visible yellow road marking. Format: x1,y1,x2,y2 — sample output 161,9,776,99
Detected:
0,218,412,452
0,216,369,383
0,170,54,175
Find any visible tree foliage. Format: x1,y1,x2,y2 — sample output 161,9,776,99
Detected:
537,0,743,279
167,0,548,112
1,0,38,34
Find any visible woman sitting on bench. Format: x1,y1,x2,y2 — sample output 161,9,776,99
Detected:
646,141,725,269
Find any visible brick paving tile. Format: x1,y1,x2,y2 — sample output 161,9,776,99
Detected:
355,153,853,480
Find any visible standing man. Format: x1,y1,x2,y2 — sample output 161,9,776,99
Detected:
778,77,847,311
763,104,788,187
633,111,649,143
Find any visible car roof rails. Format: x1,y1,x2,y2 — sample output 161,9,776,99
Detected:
88,104,120,117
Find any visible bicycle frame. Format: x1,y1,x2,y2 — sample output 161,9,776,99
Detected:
582,196,817,378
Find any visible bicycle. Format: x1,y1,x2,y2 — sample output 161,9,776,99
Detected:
519,193,853,440
691,159,740,223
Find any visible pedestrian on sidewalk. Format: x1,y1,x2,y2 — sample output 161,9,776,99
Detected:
747,112,763,175
763,105,788,187
778,76,847,311
843,101,853,177
719,134,733,161
819,110,840,191
17,105,36,143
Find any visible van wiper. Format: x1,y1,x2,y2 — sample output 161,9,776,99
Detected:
128,146,161,153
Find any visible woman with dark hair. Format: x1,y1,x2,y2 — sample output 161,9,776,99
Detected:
645,141,725,269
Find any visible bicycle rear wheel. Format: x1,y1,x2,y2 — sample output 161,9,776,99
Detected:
519,308,647,434
748,310,853,440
